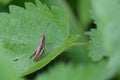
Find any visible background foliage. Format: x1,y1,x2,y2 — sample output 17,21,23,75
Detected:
0,0,120,80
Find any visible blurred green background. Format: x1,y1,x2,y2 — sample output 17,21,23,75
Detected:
0,0,119,80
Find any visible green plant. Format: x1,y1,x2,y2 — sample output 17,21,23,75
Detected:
0,0,120,80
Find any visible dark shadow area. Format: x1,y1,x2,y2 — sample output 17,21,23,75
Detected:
86,22,97,31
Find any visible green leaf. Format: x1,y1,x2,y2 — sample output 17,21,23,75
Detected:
85,29,107,61
91,0,120,62
21,35,80,76
39,0,90,64
90,0,120,77
35,61,112,80
0,0,76,76
40,0,83,34
0,53,23,80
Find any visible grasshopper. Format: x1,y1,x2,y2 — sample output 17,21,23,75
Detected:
29,34,45,61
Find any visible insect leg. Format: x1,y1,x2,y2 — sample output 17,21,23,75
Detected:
34,48,44,61
29,50,37,59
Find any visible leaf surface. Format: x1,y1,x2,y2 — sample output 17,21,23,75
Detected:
0,0,78,76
